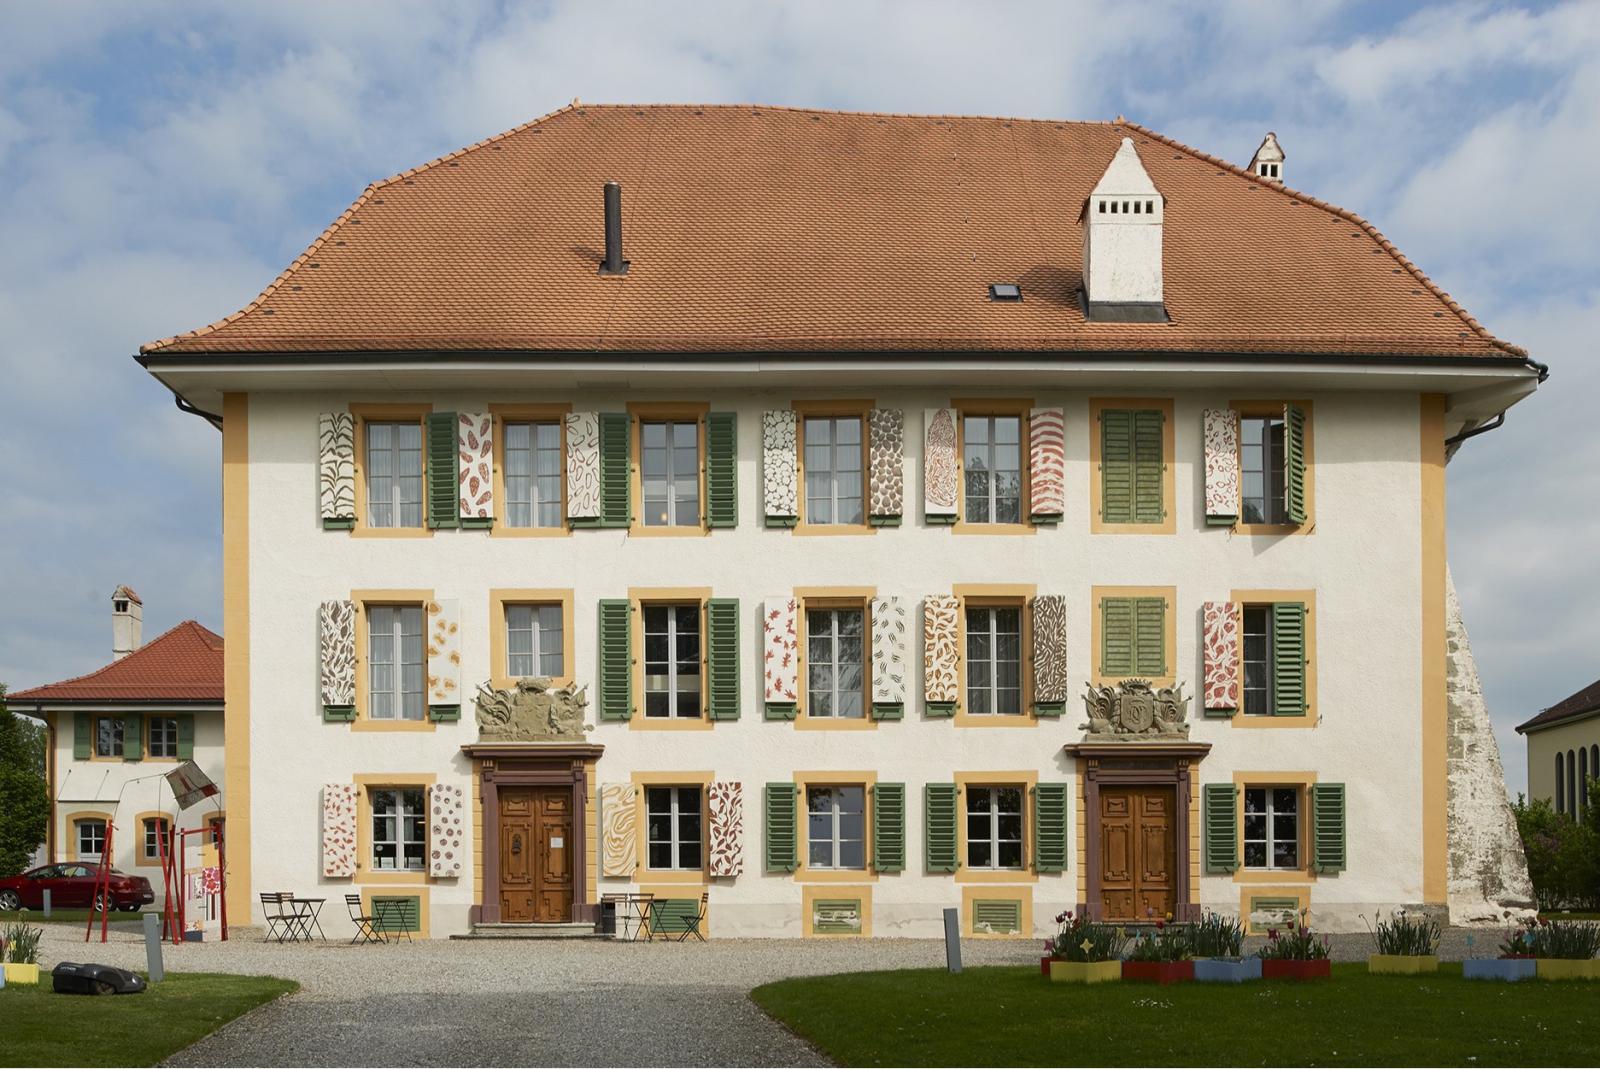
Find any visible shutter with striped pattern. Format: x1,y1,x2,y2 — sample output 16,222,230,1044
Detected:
871,783,906,873
426,411,459,529
1272,601,1307,716
706,412,738,528
597,599,632,720
1285,403,1308,525
598,412,631,527
1203,783,1239,873
1311,782,1347,873
706,598,741,720
1033,783,1069,873
764,782,798,872
925,783,959,873
1028,407,1065,522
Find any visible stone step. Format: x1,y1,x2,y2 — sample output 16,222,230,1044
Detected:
452,922,607,940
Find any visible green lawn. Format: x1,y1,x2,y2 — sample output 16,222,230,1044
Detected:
0,971,297,1067
751,963,1600,1067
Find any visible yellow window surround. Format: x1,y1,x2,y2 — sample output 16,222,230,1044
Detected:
950,397,1036,535
952,583,1038,727
489,402,573,538
1089,585,1177,688
1229,589,1318,728
350,590,438,733
793,587,877,731
628,401,711,537
1229,398,1315,535
353,772,439,886
488,589,576,691
792,399,875,536
953,771,1040,884
631,771,715,885
1088,396,1176,535
349,402,434,539
629,586,715,731
1230,770,1318,885
793,770,879,883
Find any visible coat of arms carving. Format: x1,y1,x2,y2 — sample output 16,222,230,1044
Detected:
475,677,592,740
1081,679,1191,738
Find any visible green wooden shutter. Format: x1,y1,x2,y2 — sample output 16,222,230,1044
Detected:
122,714,143,761
764,782,798,872
1134,597,1167,677
74,713,92,760
872,783,906,873
1311,782,1347,873
1100,597,1133,678
706,598,740,720
1033,783,1069,873
597,599,633,720
705,412,738,528
1285,403,1307,525
176,715,195,760
925,783,959,873
1203,783,1239,873
425,412,458,529
973,898,1023,935
1272,601,1308,716
1132,409,1165,523
598,412,631,528
1100,408,1133,524
371,895,421,933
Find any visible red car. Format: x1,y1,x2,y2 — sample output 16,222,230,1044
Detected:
0,863,154,913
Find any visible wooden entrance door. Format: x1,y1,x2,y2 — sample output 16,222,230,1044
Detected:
1099,786,1176,920
498,787,573,922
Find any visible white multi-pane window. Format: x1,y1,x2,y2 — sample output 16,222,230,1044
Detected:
803,416,863,525
965,786,1024,869
640,421,700,527
504,421,562,528
965,606,1022,715
371,788,426,871
365,421,423,528
1243,787,1299,870
368,605,425,720
806,786,866,870
645,786,703,870
95,717,124,758
1240,416,1287,524
806,608,864,718
643,604,701,718
506,604,564,679
77,819,106,860
1242,606,1273,716
143,817,172,861
147,716,179,759
962,415,1022,523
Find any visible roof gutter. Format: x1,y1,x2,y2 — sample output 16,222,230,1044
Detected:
152,377,222,431
1443,355,1547,450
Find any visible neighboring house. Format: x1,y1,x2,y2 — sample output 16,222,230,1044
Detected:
137,105,1542,939
1516,680,1600,817
9,587,225,901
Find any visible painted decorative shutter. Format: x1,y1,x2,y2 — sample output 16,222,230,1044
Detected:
764,782,798,873
1028,407,1065,523
73,712,91,760
122,714,143,761
705,412,738,528
871,782,906,873
868,408,904,525
428,784,464,878
762,410,798,526
598,412,631,528
600,782,638,876
318,412,356,528
1272,601,1307,716
923,408,958,523
426,599,462,721
869,596,908,719
597,599,632,721
1285,403,1308,525
319,599,357,721
322,783,358,878
176,715,195,760
923,595,960,716
706,598,741,720
1203,408,1240,525
457,411,494,527
925,783,959,873
1030,595,1067,716
1311,782,1347,872
1203,783,1239,873
1100,408,1133,524
1033,783,1069,873
425,411,459,529
1133,409,1165,524
1100,597,1135,679
762,597,799,719
565,411,601,521
708,781,744,877
1202,601,1240,715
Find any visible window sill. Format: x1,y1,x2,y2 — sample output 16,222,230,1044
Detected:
795,715,877,731
350,526,434,539
627,524,710,538
354,869,433,886
951,522,1035,536
792,523,877,537
489,524,571,539
350,718,437,733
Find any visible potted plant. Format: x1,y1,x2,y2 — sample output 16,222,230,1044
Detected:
1523,918,1600,981
1191,910,1260,983
1463,920,1539,982
1,919,44,985
1258,911,1332,980
1365,909,1441,974
1122,916,1194,984
1046,911,1126,984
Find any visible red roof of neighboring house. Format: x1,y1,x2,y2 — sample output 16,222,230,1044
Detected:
1516,678,1600,735
9,621,224,704
140,104,1524,361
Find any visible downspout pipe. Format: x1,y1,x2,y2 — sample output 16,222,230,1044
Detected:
1443,355,1547,450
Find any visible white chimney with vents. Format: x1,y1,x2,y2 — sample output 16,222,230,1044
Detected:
112,585,143,660
1082,136,1166,321
1249,132,1285,183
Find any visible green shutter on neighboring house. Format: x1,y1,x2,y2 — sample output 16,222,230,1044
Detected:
122,714,142,761
74,713,92,760
1203,783,1240,873
872,783,906,873
598,412,631,527
1132,409,1165,524
1285,403,1307,525
1033,783,1069,873
705,412,738,528
925,783,959,873
371,895,421,933
765,782,798,873
597,599,633,720
706,598,740,720
1311,782,1347,873
1272,601,1308,716
176,715,195,760
1100,596,1166,679
425,412,459,529
973,898,1023,935
1101,408,1163,524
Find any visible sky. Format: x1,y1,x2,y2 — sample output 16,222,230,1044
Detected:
1,0,1596,796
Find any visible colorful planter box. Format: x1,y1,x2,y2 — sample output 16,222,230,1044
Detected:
1193,957,1262,983
1463,958,1536,982
3,963,41,985
1040,956,1053,977
1122,960,1195,984
1368,954,1439,975
1537,959,1600,981
1261,958,1331,981
1050,959,1122,984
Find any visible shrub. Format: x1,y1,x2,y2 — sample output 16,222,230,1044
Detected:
1257,910,1332,961
1365,909,1441,956
1,918,43,964
1500,917,1600,960
1046,911,1127,963
1189,910,1245,958
1512,792,1600,911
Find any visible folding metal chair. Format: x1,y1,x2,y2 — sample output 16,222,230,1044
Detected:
260,892,296,943
674,892,710,943
345,893,384,945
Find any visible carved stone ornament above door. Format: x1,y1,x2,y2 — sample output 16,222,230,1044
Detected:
1081,679,1191,739
474,678,593,741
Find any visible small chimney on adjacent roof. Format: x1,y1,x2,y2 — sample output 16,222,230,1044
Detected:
1249,132,1285,183
600,181,628,275
112,585,143,660
1082,137,1166,322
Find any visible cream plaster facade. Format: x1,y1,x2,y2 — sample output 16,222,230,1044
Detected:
1525,714,1600,813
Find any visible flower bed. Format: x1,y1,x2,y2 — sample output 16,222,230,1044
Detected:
1364,910,1441,975
1042,911,1127,984
1122,915,1192,984
1463,958,1536,982
1,920,43,986
1259,910,1331,981
1189,910,1255,983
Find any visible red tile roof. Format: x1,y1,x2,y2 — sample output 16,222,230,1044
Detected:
9,621,224,704
141,105,1524,361
1516,678,1600,735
